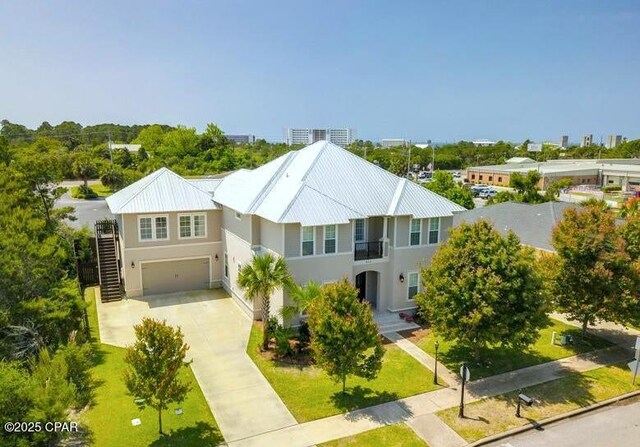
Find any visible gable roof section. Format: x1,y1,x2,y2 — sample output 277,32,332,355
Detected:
213,141,465,226
453,201,576,251
106,167,216,214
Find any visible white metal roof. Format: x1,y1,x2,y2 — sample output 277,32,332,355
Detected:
506,157,536,164
213,141,464,226
106,167,216,214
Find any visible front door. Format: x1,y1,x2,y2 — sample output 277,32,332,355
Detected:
355,272,366,301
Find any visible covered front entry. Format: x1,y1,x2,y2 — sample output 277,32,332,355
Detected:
354,271,379,309
141,257,210,296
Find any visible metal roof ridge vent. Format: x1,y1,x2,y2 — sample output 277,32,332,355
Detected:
387,179,407,216
300,140,330,182
246,151,297,214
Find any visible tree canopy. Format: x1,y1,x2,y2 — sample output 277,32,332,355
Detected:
549,201,640,333
424,170,474,209
307,279,384,394
415,220,548,359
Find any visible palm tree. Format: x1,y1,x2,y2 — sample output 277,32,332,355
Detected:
237,253,293,350
280,280,321,322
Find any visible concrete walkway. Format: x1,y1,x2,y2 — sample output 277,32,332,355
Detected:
95,289,299,443
230,337,631,447
384,331,460,386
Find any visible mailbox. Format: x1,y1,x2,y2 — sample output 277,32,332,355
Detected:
518,394,533,406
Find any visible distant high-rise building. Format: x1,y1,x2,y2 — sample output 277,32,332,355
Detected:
606,135,623,149
380,138,409,148
581,134,593,147
285,128,355,146
559,135,569,148
226,134,256,145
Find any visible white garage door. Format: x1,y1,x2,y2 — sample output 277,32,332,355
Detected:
142,258,210,296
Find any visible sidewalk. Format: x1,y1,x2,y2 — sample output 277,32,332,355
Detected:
550,313,640,349
229,338,630,447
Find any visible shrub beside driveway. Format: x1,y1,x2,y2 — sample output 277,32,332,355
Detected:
247,324,442,422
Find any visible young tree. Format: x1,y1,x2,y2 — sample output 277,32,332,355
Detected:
306,279,384,394
238,254,293,349
415,220,548,359
123,318,192,435
550,202,640,334
72,151,98,189
280,280,321,322
544,178,572,201
510,170,545,203
101,166,125,191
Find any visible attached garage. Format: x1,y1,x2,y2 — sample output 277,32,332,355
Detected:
141,258,210,296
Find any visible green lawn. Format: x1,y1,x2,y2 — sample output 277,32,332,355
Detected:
318,423,428,447
403,319,611,380
247,324,442,422
81,288,222,447
438,363,639,442
70,184,112,198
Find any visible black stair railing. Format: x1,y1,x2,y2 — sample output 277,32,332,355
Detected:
354,241,384,261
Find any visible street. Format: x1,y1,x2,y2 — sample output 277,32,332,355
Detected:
484,399,640,447
55,181,113,230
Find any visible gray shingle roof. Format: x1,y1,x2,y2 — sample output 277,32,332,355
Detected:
453,201,577,251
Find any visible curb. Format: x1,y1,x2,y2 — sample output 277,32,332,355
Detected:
468,389,640,446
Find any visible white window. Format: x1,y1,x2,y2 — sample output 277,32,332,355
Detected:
302,226,314,256
224,253,229,278
138,215,168,241
324,225,336,254
139,217,153,240
354,219,365,242
178,213,207,239
410,218,421,246
408,272,419,300
235,211,242,220
428,218,440,244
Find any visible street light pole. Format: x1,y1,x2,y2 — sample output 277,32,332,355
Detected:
458,362,467,418
433,340,439,385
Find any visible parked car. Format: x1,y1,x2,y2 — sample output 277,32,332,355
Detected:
471,184,489,197
479,188,498,199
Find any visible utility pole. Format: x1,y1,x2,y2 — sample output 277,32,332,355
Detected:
108,131,114,164
432,144,435,172
406,140,412,176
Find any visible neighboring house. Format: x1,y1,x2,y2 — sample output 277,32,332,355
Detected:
106,141,464,319
110,143,142,152
453,201,577,252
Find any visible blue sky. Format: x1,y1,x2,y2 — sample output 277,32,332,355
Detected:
1,0,638,143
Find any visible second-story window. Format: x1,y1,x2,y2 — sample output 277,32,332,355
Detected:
410,218,421,246
324,225,336,254
179,214,207,239
429,218,440,244
354,219,365,242
302,226,314,256
139,215,168,241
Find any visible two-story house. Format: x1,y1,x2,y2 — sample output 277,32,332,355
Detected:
105,141,464,319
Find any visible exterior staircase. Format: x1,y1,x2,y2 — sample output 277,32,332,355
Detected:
95,220,123,302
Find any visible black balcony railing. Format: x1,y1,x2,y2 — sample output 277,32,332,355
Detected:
354,241,384,261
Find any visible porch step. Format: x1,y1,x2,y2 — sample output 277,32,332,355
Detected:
377,320,420,334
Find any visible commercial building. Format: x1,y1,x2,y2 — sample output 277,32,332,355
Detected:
226,134,256,144
472,139,497,147
606,135,623,149
105,140,463,318
559,135,569,148
466,157,640,191
380,138,409,148
284,128,355,146
581,134,593,147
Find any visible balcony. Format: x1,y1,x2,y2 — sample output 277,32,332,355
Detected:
354,241,384,261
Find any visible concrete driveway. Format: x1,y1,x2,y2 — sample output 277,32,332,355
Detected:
96,289,298,443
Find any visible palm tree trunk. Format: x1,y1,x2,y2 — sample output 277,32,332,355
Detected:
262,294,270,350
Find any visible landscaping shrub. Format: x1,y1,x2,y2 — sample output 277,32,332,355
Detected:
602,185,622,193
71,185,98,199
273,326,295,358
296,321,311,354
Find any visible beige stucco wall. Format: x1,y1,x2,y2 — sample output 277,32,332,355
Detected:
284,224,301,257
122,210,221,249
221,228,257,318
222,207,252,242
259,218,284,253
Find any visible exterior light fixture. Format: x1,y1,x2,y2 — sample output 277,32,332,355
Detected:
215,254,219,261
131,261,135,268
399,273,405,283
